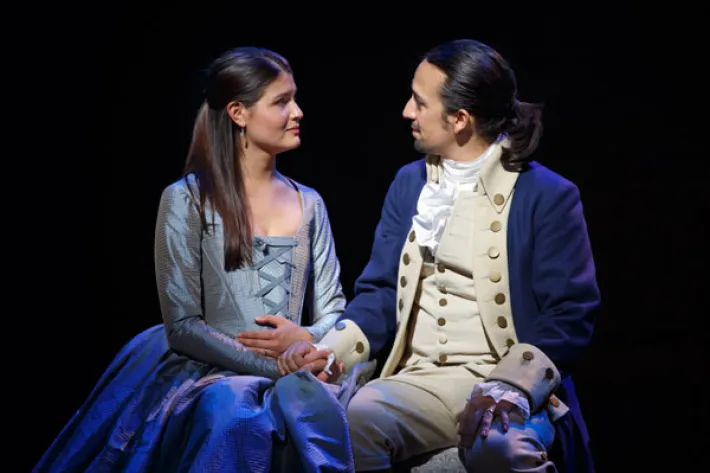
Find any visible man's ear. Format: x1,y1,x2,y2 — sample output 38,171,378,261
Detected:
226,101,247,128
450,108,474,134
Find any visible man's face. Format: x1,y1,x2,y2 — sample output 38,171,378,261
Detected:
402,60,456,155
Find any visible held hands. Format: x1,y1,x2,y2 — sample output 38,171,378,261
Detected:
236,315,313,359
277,340,343,383
458,393,524,448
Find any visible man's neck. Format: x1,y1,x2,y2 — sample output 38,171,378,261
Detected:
442,136,492,162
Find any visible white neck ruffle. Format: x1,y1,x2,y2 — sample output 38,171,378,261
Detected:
412,143,497,254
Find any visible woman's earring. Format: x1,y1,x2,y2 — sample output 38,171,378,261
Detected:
240,126,247,147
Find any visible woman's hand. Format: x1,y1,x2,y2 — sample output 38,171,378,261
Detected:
236,315,313,359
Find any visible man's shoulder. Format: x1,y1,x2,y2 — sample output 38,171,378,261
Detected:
392,157,427,184
518,161,579,196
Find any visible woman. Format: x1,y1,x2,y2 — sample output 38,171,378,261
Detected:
35,47,349,473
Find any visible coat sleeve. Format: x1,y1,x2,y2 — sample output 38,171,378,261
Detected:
485,180,600,412
317,168,406,371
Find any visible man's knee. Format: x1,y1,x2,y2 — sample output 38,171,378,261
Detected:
459,428,514,472
347,393,398,471
458,427,553,473
347,393,388,440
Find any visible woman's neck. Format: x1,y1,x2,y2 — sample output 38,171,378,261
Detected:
241,147,277,190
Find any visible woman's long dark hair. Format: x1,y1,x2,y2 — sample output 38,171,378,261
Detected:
183,47,292,271
424,39,543,171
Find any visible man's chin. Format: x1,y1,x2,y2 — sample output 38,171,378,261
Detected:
413,139,428,154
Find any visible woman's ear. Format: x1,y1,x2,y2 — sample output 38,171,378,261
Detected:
226,101,247,128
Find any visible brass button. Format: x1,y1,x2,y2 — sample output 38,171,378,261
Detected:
355,342,364,354
409,230,416,242
490,221,502,232
335,321,346,330
400,276,407,287
398,299,404,311
488,247,500,259
437,317,446,326
495,293,506,305
522,351,534,361
403,253,410,265
493,193,505,205
437,284,447,294
506,338,515,348
545,368,555,380
438,335,447,344
540,452,548,462
437,262,445,273
438,353,447,363
497,316,508,328
489,271,501,282
439,298,447,307
549,395,560,407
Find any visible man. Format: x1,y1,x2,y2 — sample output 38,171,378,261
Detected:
281,39,600,473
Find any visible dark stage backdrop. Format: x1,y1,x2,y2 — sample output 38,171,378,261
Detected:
11,4,702,472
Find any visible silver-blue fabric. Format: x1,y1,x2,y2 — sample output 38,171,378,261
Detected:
155,174,346,379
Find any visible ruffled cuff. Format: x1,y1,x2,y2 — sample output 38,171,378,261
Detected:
468,380,531,418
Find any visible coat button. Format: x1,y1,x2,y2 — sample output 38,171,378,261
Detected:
490,221,502,232
495,293,506,304
522,351,534,361
438,353,448,363
409,230,416,242
489,271,501,282
398,299,404,311
403,253,410,265
488,247,500,259
437,262,445,273
400,276,407,287
506,338,515,347
493,193,505,205
355,342,364,354
497,316,508,328
437,317,446,326
335,321,346,330
545,368,555,380
439,298,447,307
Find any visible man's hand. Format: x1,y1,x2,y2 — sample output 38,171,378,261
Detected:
458,394,524,448
236,315,313,359
278,340,344,383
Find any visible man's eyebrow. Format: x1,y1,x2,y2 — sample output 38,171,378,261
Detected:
412,89,425,103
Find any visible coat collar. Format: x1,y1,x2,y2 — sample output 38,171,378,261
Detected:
424,139,519,213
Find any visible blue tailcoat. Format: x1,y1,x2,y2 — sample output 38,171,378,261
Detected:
339,158,600,473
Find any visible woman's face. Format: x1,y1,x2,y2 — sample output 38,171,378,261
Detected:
243,72,303,155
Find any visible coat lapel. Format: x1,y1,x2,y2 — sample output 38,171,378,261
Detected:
471,142,521,358
381,225,424,376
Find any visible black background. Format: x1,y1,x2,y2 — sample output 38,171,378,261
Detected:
7,4,704,471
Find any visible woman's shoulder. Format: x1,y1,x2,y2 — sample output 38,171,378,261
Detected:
286,177,322,202
283,176,329,218
157,175,202,217
161,174,199,197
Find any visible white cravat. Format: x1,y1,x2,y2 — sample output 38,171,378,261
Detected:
412,144,497,254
